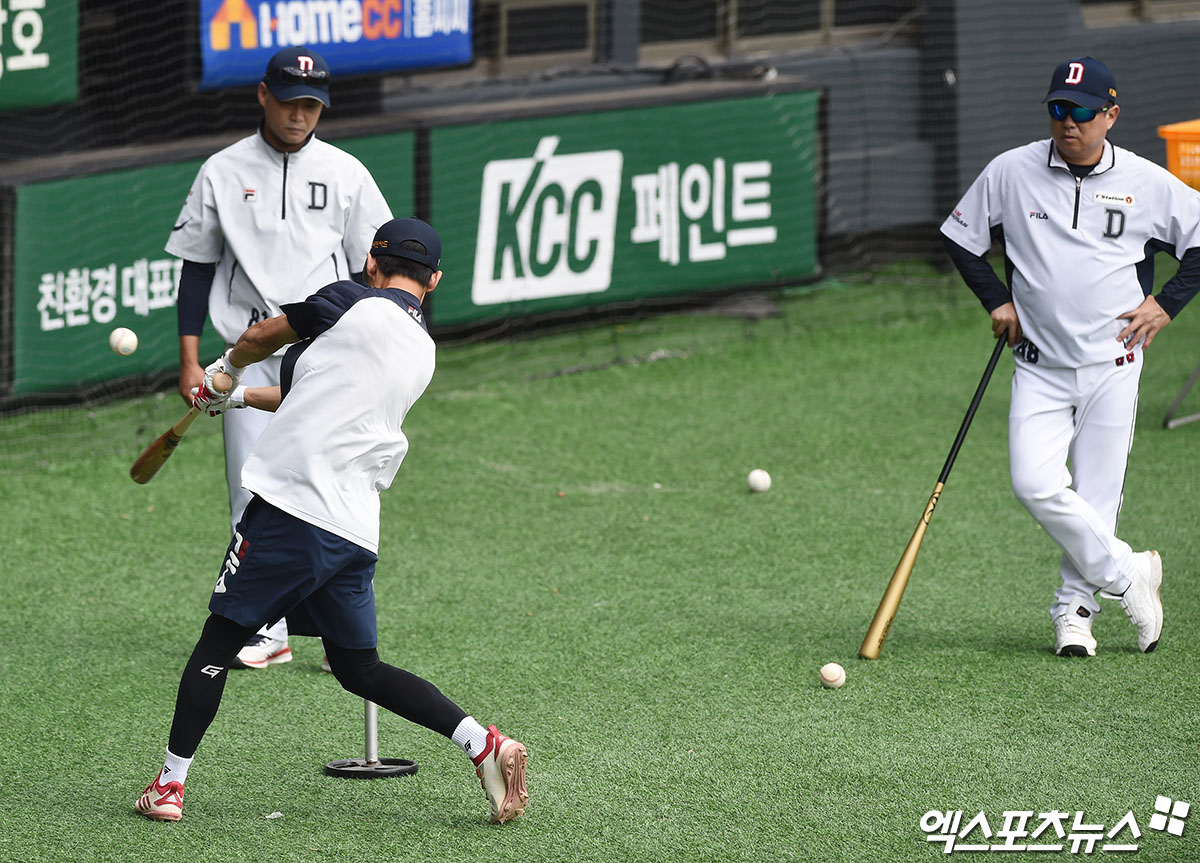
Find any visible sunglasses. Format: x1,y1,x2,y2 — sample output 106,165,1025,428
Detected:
1047,101,1110,123
274,66,329,85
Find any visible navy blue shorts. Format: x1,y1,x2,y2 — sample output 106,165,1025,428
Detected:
209,496,379,649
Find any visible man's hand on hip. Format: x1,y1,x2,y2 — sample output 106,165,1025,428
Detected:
1117,295,1171,351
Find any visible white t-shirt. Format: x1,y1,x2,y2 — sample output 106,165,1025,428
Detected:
166,130,392,346
241,282,435,553
941,139,1200,367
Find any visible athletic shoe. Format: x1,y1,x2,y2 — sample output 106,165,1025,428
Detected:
1053,610,1097,657
230,635,292,669
1101,550,1163,652
135,771,184,821
471,725,528,824
320,654,332,673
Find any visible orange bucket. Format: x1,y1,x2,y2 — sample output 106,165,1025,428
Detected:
1158,118,1200,190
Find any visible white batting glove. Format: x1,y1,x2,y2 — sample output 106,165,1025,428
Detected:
202,348,245,395
190,385,247,417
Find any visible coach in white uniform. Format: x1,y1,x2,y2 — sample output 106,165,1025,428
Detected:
941,57,1200,657
166,46,392,668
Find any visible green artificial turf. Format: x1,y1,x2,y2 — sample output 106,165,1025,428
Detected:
1,263,1198,862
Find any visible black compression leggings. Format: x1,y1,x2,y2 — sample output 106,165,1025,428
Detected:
168,613,467,759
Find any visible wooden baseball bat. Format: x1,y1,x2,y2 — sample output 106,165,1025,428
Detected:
859,337,1007,659
130,371,233,484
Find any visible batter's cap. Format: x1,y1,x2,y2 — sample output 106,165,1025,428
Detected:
1043,56,1117,110
264,46,331,107
370,218,442,270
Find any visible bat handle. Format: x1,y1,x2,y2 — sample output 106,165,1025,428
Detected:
211,370,233,393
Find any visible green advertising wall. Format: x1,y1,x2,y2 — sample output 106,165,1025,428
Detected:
0,0,78,110
9,131,415,395
428,90,819,325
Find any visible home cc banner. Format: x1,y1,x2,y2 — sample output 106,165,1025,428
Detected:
198,0,472,90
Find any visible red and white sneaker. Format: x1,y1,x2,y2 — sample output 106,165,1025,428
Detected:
230,635,292,670
135,771,184,821
472,725,528,824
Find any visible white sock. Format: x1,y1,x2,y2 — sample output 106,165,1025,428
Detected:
161,748,193,784
451,717,490,762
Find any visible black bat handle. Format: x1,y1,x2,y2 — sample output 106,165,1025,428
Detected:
938,336,1008,484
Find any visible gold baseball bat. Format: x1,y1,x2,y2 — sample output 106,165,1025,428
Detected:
859,337,1007,659
130,371,232,484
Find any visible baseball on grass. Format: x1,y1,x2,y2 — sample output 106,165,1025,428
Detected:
819,662,846,689
747,468,772,493
108,327,138,356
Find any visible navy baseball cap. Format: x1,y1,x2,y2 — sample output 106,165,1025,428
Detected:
264,47,331,107
370,218,442,270
1043,57,1117,110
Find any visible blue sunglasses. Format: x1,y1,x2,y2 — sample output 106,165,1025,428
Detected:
1048,101,1111,123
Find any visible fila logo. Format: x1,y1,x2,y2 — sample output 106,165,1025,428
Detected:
215,530,247,594
244,189,257,202
297,55,314,71
407,305,424,324
1028,211,1048,220
1065,62,1085,84
200,665,224,678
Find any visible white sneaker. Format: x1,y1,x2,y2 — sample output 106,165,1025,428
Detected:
1101,550,1163,653
1054,611,1097,657
471,725,528,824
230,635,292,669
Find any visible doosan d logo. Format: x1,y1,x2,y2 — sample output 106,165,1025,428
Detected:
474,136,623,305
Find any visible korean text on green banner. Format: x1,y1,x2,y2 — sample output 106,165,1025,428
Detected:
0,0,78,110
429,90,819,325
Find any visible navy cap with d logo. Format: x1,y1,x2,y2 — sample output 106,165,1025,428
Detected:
1043,57,1118,110
264,46,331,107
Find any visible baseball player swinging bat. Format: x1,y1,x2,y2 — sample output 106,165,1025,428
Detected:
129,372,233,484
859,337,1007,659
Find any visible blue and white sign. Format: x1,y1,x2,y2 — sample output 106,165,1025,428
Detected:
199,0,472,90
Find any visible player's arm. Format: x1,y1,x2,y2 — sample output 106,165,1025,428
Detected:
1118,246,1200,350
195,314,298,412
243,386,283,412
941,234,1022,346
193,384,283,415
230,314,300,369
177,261,216,404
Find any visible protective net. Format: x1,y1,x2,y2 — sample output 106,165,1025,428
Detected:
3,0,1196,450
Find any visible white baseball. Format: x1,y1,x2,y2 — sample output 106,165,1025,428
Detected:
108,327,138,356
819,662,846,689
747,468,771,493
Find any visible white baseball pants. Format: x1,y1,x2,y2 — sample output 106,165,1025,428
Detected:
1008,352,1143,620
